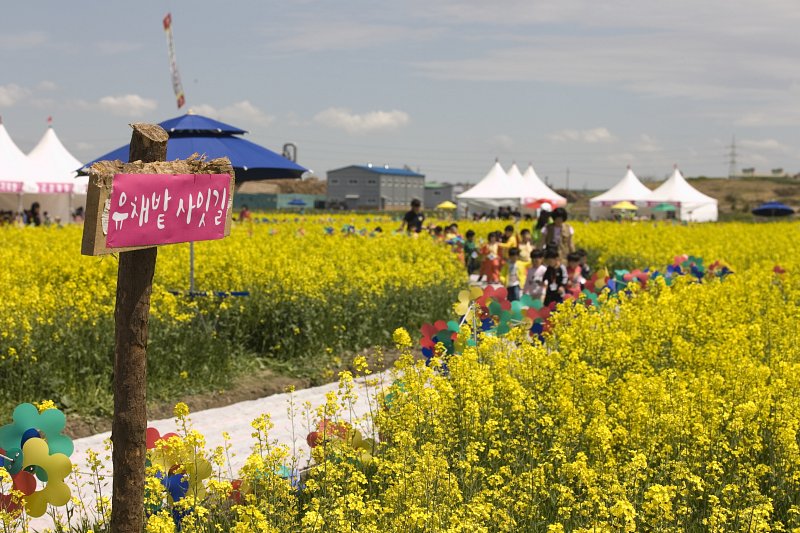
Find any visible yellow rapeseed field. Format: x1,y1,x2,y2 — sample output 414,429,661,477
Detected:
2,216,800,531
0,216,464,415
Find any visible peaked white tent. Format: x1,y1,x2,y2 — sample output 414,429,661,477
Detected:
0,120,37,217
26,126,86,221
649,167,718,222
589,166,654,220
458,161,525,208
520,164,567,207
506,163,526,195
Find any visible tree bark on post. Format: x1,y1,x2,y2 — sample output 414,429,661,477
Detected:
111,123,169,533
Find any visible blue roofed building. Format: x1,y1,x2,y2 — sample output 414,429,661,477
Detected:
326,164,425,210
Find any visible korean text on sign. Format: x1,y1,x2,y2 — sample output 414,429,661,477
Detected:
106,173,231,248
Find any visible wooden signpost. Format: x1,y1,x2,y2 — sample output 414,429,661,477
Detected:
81,123,234,533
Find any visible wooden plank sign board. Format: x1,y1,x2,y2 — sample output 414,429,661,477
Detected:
81,155,235,256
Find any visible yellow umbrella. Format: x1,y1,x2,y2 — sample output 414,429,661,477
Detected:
436,200,457,210
611,201,638,210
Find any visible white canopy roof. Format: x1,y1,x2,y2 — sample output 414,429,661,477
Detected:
521,163,567,206
590,166,654,205
27,127,86,194
0,122,37,194
506,162,526,193
458,161,525,200
650,167,717,204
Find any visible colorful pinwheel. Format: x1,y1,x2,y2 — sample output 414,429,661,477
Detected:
0,403,74,518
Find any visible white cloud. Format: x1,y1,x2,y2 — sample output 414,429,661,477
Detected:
314,107,410,134
739,139,791,153
0,31,47,50
0,84,29,107
412,3,800,104
96,94,157,117
191,100,274,126
488,134,514,153
635,134,662,153
549,127,617,143
36,80,58,92
94,41,144,55
268,21,440,53
75,141,95,151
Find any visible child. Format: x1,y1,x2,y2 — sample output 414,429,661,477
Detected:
543,249,568,306
464,230,480,276
501,247,527,301
523,249,547,302
576,248,593,282
498,224,518,259
479,231,501,284
566,252,584,298
518,229,534,262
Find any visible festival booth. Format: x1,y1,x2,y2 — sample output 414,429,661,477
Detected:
589,166,654,220
26,126,86,222
457,161,525,212
520,164,567,209
648,167,718,222
0,120,37,219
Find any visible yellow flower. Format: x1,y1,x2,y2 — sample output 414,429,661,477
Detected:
173,402,190,419
392,327,412,349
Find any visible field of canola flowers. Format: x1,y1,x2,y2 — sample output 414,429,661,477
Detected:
0,216,464,416
2,217,800,532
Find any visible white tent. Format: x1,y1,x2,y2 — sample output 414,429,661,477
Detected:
0,120,37,217
458,161,525,209
649,167,718,222
589,166,654,220
520,163,567,207
26,126,86,222
506,162,527,195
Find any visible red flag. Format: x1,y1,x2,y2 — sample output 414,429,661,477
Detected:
163,13,185,109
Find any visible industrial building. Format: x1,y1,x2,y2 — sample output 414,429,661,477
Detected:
326,164,425,210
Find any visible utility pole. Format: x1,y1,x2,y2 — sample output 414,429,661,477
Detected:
727,135,738,178
566,167,570,192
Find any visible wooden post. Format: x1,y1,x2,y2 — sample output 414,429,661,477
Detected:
111,123,168,533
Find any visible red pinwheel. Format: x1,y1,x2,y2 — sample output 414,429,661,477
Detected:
306,418,351,449
146,427,179,450
622,269,649,286
477,286,511,311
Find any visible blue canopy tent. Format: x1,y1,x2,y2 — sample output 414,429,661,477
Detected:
81,113,306,182
80,113,308,295
752,201,794,217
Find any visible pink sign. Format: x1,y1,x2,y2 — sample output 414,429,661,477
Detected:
106,173,231,248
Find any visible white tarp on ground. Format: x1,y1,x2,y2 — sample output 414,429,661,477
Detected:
26,126,86,222
458,161,525,208
649,167,718,222
0,121,36,215
589,166,654,220
28,373,384,531
521,164,567,206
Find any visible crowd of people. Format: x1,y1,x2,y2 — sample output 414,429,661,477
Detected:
0,203,84,226
400,199,593,306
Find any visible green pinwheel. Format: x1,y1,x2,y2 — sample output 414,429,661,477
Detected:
0,403,74,460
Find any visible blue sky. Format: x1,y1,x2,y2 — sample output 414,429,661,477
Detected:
2,1,799,189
